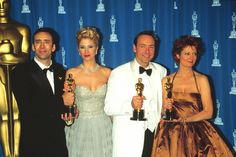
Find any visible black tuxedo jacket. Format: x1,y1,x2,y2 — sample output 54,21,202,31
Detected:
11,59,68,157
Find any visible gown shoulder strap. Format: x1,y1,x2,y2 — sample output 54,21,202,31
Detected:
193,71,200,93
171,72,177,84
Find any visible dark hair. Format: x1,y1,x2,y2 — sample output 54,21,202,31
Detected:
33,27,60,51
133,30,159,48
172,35,203,64
33,27,57,44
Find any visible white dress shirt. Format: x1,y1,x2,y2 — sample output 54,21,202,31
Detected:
133,59,156,131
34,57,55,94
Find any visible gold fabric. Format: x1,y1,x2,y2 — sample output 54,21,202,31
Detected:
151,92,234,157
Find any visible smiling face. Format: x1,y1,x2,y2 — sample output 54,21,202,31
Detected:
32,32,55,64
78,38,98,61
172,35,202,66
133,34,155,67
177,45,197,68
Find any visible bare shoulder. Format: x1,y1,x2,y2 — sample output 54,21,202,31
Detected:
100,66,111,77
162,73,176,83
194,71,209,83
194,71,210,92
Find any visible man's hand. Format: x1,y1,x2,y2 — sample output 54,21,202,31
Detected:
131,95,145,110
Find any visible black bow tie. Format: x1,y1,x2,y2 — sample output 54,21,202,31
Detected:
139,66,152,76
43,65,53,75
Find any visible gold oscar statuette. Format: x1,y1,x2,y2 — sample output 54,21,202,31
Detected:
130,78,146,121
163,77,175,120
0,0,30,156
66,74,77,117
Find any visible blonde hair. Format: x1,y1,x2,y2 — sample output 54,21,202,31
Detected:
76,27,100,46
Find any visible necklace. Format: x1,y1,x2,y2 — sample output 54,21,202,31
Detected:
80,64,100,73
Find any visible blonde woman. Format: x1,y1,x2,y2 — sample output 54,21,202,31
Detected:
62,27,112,157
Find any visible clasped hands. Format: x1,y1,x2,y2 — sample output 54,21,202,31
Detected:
61,81,79,125
162,98,187,124
163,97,174,111
131,95,146,110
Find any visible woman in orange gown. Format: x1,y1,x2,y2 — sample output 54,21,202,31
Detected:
151,35,234,157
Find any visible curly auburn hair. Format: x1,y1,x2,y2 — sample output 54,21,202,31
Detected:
172,35,203,65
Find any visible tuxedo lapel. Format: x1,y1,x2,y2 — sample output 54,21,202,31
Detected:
149,63,163,117
130,60,138,83
30,60,54,95
53,64,65,96
149,63,159,95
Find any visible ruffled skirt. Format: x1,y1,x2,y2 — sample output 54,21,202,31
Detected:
65,114,112,157
151,120,233,157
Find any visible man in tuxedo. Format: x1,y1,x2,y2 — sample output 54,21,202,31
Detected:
104,31,167,157
11,27,68,157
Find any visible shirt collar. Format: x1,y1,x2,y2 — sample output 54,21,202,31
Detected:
134,58,151,69
34,57,52,70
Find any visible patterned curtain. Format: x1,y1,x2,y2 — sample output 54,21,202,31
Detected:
1,0,236,154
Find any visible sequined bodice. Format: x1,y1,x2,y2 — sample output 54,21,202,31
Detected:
75,84,107,118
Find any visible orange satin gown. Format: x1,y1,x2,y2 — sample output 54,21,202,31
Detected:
151,92,234,157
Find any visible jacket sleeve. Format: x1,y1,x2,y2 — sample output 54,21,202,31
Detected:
104,69,135,116
11,64,36,118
